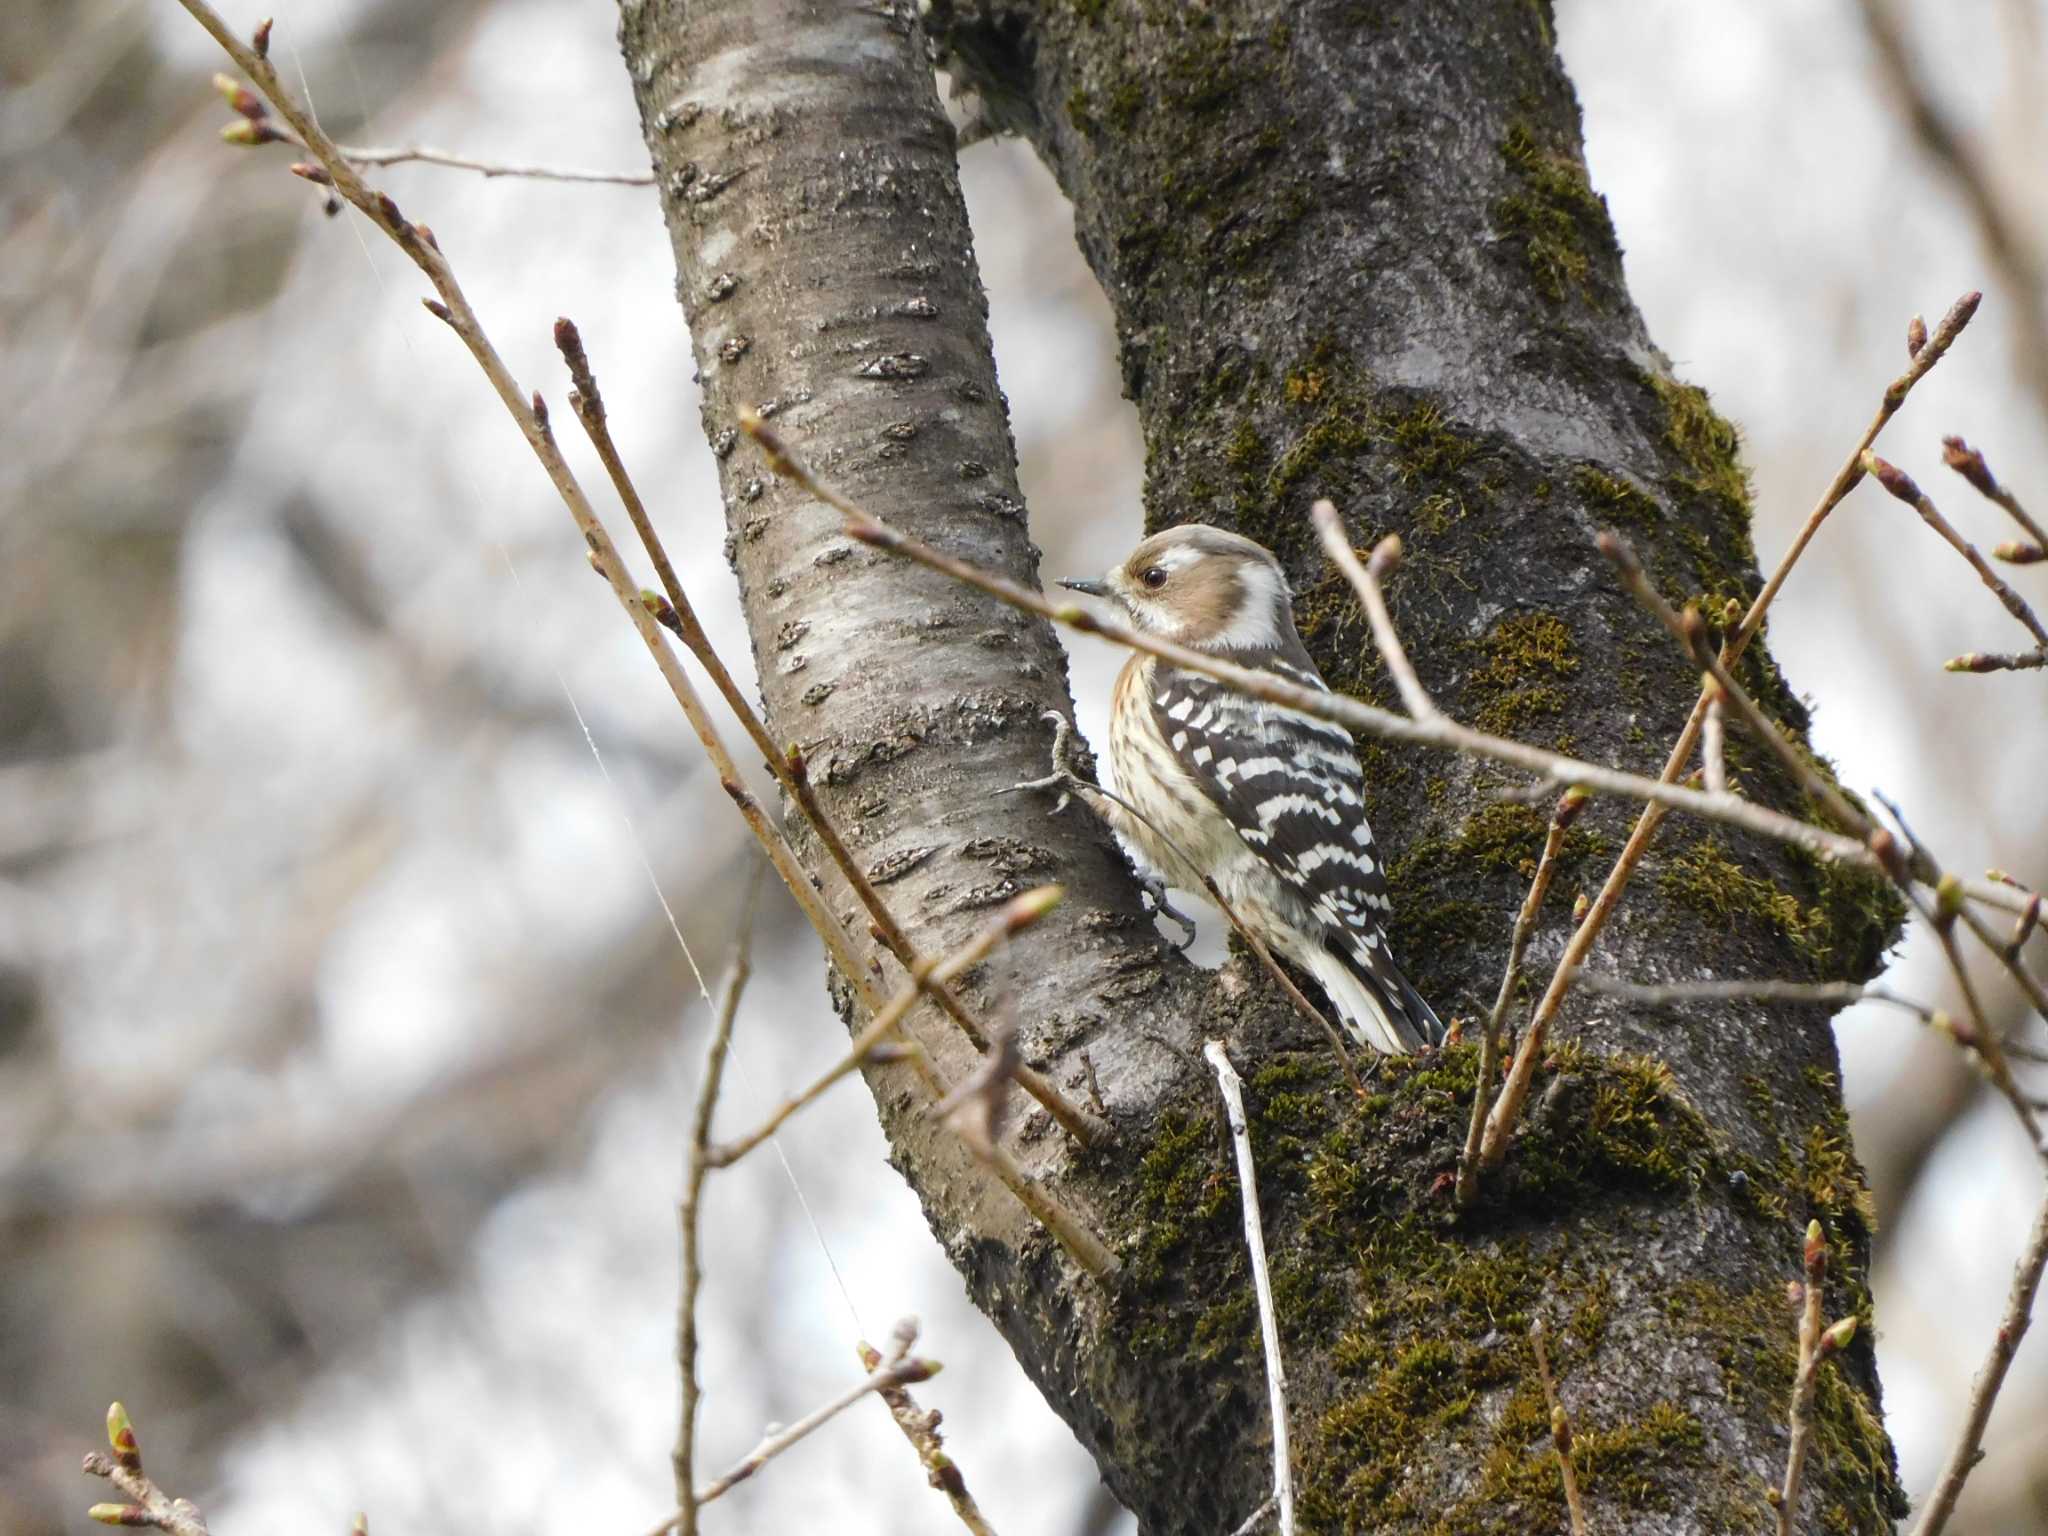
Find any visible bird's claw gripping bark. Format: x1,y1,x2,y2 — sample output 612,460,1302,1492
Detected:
1003,713,1200,950
1138,868,1199,951
998,711,1095,816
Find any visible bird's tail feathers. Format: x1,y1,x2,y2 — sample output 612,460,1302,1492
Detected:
1303,941,1442,1056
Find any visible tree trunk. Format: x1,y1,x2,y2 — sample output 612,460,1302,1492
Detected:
616,2,1908,1531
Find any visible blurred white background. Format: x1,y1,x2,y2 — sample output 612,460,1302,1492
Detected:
3,1,2045,1531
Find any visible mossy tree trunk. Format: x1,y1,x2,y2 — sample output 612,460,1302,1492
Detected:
617,1,1907,1530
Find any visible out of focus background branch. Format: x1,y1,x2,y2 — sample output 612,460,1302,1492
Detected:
4,0,2048,1531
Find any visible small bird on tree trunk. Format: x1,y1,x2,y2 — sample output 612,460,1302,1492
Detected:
1057,525,1444,1055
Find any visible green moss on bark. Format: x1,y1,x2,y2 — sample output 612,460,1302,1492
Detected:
1103,1041,1901,1532
1464,612,1581,737
1494,120,1619,305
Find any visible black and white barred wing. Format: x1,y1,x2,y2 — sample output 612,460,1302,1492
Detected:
1149,659,1444,1048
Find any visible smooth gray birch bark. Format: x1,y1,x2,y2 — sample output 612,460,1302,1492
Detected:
617,2,1908,1531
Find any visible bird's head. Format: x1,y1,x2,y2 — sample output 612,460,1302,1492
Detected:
1061,524,1296,652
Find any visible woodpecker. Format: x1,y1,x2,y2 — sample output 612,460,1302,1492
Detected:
1060,524,1444,1055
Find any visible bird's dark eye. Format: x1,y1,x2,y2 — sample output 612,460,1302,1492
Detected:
1140,566,1168,590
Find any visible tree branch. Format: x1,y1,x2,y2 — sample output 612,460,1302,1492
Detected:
1529,1321,1586,1536
1204,1040,1295,1536
1774,1222,1858,1534
1457,789,1584,1205
656,1318,940,1522
1910,1188,2048,1536
1863,453,2048,669
674,885,761,1530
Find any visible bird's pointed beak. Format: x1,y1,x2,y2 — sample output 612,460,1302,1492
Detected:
1059,577,1111,598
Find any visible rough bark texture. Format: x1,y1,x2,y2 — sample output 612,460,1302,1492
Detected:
617,2,1908,1532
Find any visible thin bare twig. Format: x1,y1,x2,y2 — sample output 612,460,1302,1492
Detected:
1863,453,2048,669
555,322,1106,1151
81,1404,211,1536
1530,1322,1587,1536
1571,969,2048,1064
858,1337,1002,1536
1571,974,1928,1014
648,1318,939,1527
207,78,655,184
708,888,1059,1168
1775,1222,1858,1535
783,748,1110,1147
327,142,653,185
1600,531,1873,838
1911,1189,2048,1536
1701,682,1728,795
674,883,762,1530
1456,789,1585,1205
179,5,1117,1280
1204,1040,1295,1536
1310,504,1439,719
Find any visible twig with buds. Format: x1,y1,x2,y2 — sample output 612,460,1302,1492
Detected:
1204,1040,1296,1536
1772,1222,1860,1535
674,895,759,1532
1862,453,2048,673
80,1403,211,1536
190,6,879,1003
1944,436,2048,564
1911,1191,2048,1536
1529,1321,1587,1536
1456,789,1585,1206
858,1337,1002,1536
209,75,652,185
1855,0,2048,426
1869,791,2048,1160
1605,535,2046,1156
1310,504,1439,720
175,5,1119,1281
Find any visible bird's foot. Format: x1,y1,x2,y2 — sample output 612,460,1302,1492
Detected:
998,711,1095,816
1138,868,1199,951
